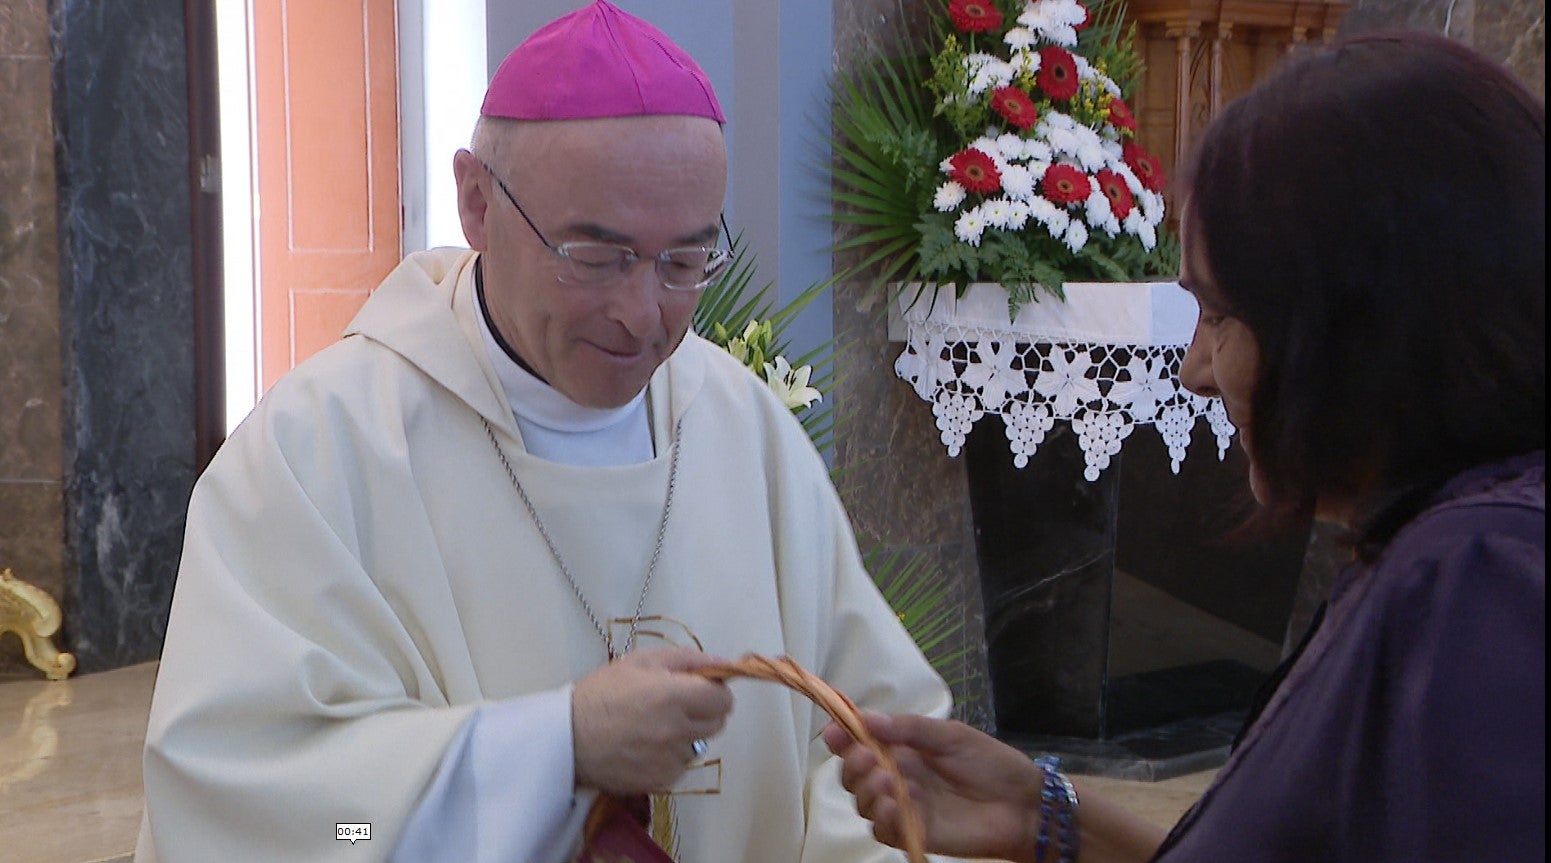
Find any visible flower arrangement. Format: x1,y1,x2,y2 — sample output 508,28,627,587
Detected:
832,0,1179,309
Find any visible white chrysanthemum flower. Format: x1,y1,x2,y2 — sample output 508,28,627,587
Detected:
1028,198,1069,233
1085,188,1113,224
1137,220,1157,250
1018,0,1083,46
1140,189,1165,224
1005,200,1032,229
1022,140,1054,162
965,54,1016,95
1086,190,1121,236
1113,162,1146,196
1048,24,1079,46
1102,138,1124,161
1027,159,1053,181
963,52,999,78
982,198,1016,229
934,181,968,212
955,207,988,246
1071,128,1109,172
1123,210,1146,236
996,133,1025,161
1045,126,1079,157
1005,26,1036,51
1063,218,1089,252
1000,164,1036,200
1055,0,1091,27
939,155,957,174
1043,111,1077,131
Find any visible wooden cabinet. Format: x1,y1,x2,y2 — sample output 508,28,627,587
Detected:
1124,0,1349,191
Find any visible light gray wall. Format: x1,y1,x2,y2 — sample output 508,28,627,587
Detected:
484,0,836,365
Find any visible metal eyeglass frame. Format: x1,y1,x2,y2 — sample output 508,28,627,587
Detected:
480,160,733,292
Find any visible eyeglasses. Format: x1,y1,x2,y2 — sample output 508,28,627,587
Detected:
481,161,732,293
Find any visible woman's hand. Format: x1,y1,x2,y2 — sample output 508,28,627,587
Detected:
822,712,1046,862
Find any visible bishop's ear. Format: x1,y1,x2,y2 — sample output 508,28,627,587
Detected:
452,149,492,252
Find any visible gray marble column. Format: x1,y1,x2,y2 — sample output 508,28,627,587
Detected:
830,0,995,730
50,0,198,672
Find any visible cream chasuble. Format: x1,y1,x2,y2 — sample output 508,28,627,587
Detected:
136,249,955,863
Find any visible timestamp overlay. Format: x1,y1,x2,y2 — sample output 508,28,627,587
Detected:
336,823,372,844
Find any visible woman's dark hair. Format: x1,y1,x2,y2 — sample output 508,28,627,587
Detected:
1181,30,1545,550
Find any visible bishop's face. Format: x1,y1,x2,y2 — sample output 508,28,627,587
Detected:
456,114,728,409
1176,206,1268,503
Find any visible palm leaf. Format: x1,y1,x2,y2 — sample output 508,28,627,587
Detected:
826,44,939,296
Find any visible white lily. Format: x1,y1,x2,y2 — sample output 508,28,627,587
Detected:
762,356,823,410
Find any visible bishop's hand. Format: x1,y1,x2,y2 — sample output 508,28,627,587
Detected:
571,646,734,794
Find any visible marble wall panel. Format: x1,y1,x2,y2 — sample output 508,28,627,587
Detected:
832,0,994,727
1471,0,1545,98
0,57,63,483
51,0,198,672
0,481,66,611
1339,0,1473,40
1339,0,1544,97
0,0,49,56
0,0,65,678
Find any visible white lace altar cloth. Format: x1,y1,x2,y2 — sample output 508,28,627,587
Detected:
892,282,1236,481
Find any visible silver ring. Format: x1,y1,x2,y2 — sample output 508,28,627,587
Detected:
690,738,708,758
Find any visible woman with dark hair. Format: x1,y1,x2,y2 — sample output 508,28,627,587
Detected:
824,30,1544,863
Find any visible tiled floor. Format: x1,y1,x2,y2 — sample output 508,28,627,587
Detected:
0,662,1214,863
0,662,150,863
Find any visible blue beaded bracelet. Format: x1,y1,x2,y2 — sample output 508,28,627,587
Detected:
1032,755,1080,863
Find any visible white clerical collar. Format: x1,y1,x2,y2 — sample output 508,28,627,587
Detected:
475,278,653,466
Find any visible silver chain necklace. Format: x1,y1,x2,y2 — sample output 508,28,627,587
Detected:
481,415,684,659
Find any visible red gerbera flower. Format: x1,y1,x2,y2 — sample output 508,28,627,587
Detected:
949,147,1003,195
1106,97,1137,133
1041,164,1092,206
990,86,1038,131
1073,1,1091,29
1036,46,1080,102
1095,169,1135,219
948,0,1003,33
1123,141,1168,192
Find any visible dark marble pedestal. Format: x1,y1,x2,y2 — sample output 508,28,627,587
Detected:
967,420,1119,740
964,416,1308,778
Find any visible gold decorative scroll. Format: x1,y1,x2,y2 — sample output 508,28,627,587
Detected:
0,568,76,680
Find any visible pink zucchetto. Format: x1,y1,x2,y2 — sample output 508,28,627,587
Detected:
480,1,725,123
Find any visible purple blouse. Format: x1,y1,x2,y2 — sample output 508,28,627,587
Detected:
1153,452,1546,862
